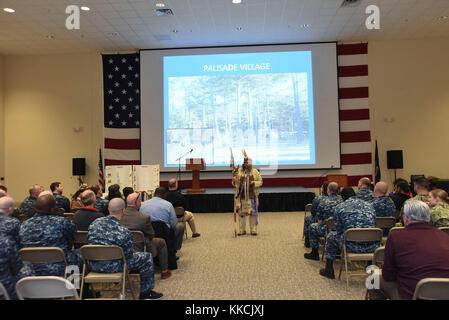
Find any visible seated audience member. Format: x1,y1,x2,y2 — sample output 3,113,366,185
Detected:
50,182,71,212
89,184,109,215
0,184,7,193
389,181,411,211
70,185,89,213
87,198,163,300
73,190,104,231
121,192,172,278
18,184,44,217
320,192,378,279
428,189,449,228
371,181,396,217
304,182,329,248
355,177,375,202
141,187,185,254
122,187,135,202
399,177,430,224
0,235,33,300
0,196,21,244
107,184,123,201
19,194,81,276
389,178,409,196
0,190,6,198
166,178,200,238
304,182,342,261
340,187,356,201
370,200,449,300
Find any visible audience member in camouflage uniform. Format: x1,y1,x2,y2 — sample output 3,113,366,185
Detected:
304,182,329,247
304,182,342,261
355,177,375,202
0,196,21,245
428,189,449,228
18,185,44,217
0,235,34,300
87,198,163,300
50,182,71,212
371,182,396,217
19,194,81,276
400,177,430,225
320,196,378,279
90,184,109,215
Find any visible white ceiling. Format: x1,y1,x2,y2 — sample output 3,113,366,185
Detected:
0,0,448,55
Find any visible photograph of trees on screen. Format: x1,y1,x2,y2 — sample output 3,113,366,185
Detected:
167,73,310,165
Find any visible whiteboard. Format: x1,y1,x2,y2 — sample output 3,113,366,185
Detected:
133,165,160,191
105,165,133,192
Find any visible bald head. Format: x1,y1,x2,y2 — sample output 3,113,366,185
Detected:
327,182,339,195
374,181,388,196
39,190,54,198
108,198,125,219
358,177,371,189
0,196,15,216
126,192,141,209
168,178,178,191
29,185,44,198
36,194,56,214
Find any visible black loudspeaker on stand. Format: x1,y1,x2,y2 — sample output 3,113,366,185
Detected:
386,150,403,181
72,158,86,186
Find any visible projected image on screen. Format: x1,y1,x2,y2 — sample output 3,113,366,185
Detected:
163,51,315,167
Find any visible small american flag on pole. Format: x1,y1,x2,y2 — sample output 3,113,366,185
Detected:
98,148,105,193
102,53,141,166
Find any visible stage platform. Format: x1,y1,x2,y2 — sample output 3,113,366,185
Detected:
182,186,316,213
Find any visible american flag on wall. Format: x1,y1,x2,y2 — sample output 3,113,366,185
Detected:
98,148,105,192
337,42,373,186
102,53,141,167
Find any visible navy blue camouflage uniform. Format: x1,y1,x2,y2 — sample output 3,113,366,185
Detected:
53,194,71,212
0,235,33,300
355,187,375,202
304,194,327,239
94,197,109,215
324,197,379,260
87,216,155,294
0,215,21,244
19,213,81,276
18,196,37,216
370,196,396,217
309,194,343,249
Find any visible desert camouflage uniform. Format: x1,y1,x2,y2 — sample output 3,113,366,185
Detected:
355,188,375,202
304,194,327,240
0,235,33,300
87,216,155,294
18,196,37,217
309,194,343,249
19,213,81,276
325,197,379,260
430,202,449,228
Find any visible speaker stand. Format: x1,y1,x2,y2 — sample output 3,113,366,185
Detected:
394,169,397,182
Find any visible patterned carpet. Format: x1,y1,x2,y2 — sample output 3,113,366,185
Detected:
152,211,368,300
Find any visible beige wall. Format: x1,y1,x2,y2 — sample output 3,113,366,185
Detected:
0,55,4,185
4,53,103,201
2,37,449,201
368,38,449,189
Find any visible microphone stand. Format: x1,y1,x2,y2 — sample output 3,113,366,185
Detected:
175,149,193,188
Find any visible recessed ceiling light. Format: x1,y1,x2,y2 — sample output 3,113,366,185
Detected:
3,8,15,13
172,29,178,33
47,34,55,40
438,15,448,20
300,24,311,28
232,0,242,4
80,6,90,11
155,3,165,7
236,26,243,31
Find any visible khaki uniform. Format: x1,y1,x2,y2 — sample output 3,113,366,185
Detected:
232,167,263,234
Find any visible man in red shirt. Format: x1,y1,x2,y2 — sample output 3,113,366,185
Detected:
378,200,449,299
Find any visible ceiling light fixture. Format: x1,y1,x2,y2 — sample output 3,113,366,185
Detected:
438,15,448,20
80,6,90,11
3,8,15,13
300,24,310,28
236,26,243,31
232,0,242,4
47,34,55,40
155,3,165,7
172,29,178,33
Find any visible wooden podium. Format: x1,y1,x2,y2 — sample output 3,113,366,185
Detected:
326,174,348,187
186,158,206,194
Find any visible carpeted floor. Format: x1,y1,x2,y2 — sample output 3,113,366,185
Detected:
152,211,368,300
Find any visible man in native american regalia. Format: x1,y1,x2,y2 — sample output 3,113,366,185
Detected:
232,151,263,236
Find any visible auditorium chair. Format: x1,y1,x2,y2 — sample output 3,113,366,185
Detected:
302,203,312,239
79,245,137,300
364,247,385,300
15,276,80,300
375,217,396,245
412,278,449,300
131,230,146,252
0,282,10,300
439,227,449,237
338,228,383,288
20,247,68,278
74,231,88,249
63,212,75,222
321,217,336,261
174,206,188,239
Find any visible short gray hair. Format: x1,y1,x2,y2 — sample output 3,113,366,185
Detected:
403,200,430,223
328,182,339,194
